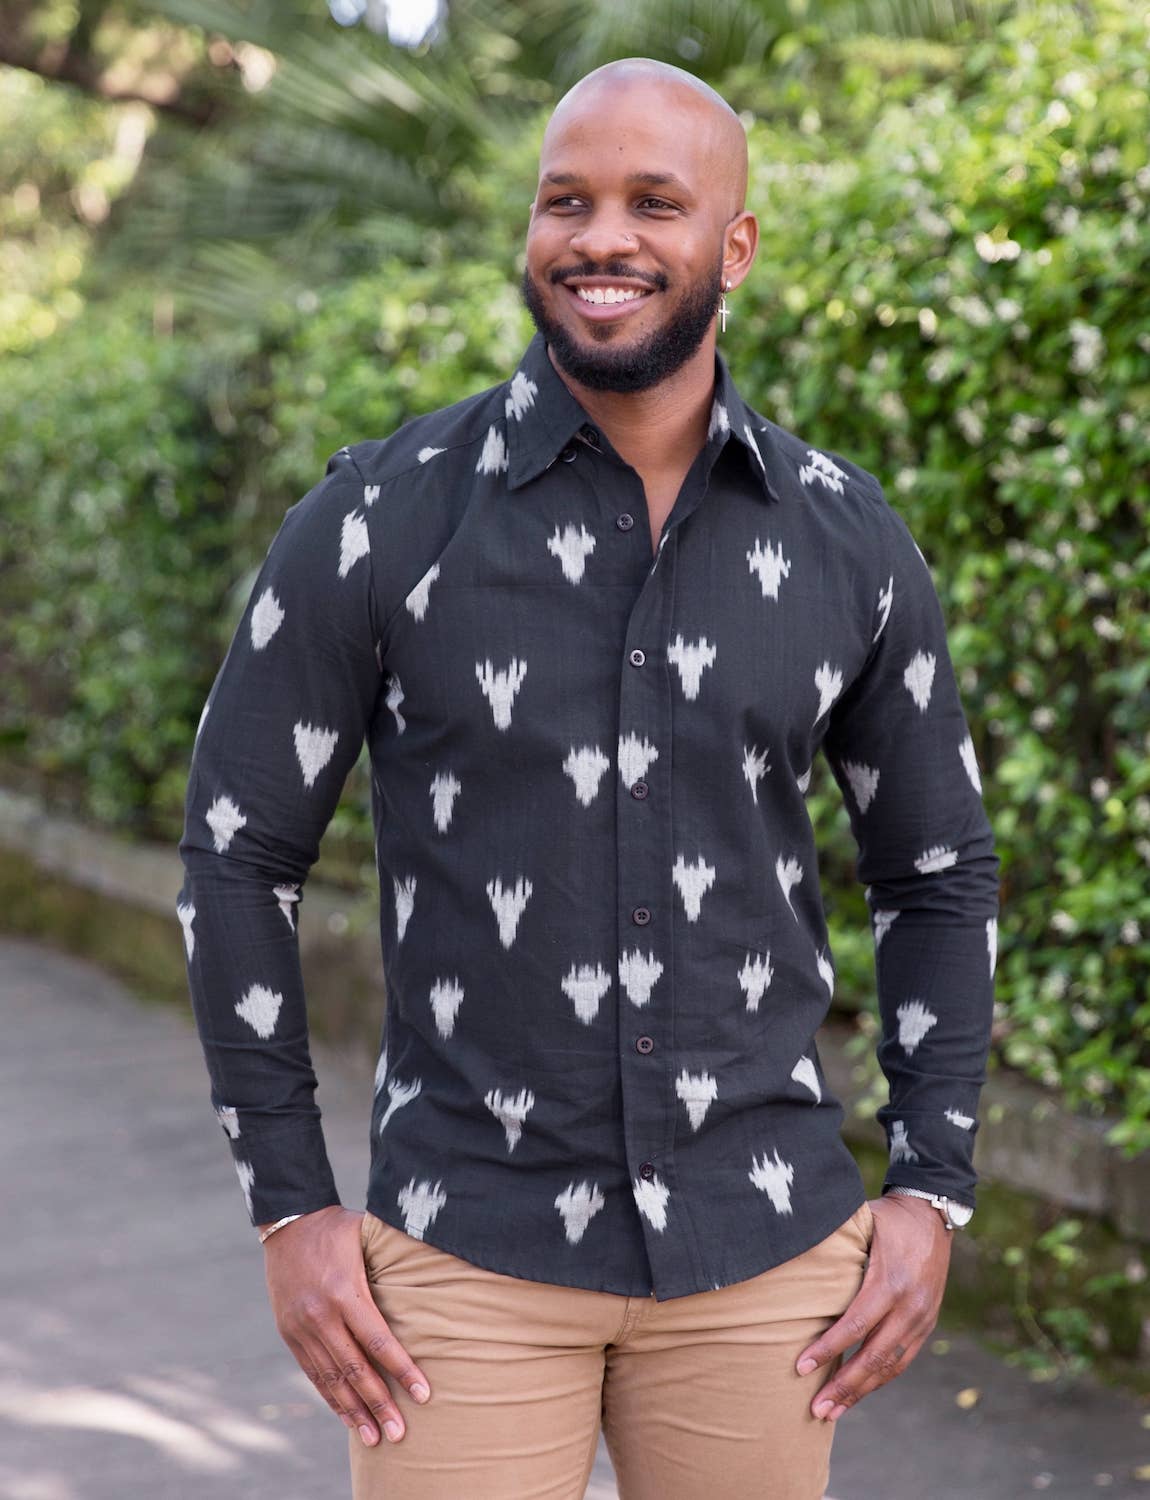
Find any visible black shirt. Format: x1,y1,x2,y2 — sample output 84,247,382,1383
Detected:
176,330,999,1300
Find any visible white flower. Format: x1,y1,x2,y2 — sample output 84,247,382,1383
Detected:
1090,778,1110,800
1050,911,1078,934
1093,615,1121,640
1121,920,1142,945
1030,707,1055,731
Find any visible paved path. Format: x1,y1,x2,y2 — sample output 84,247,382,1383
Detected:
2,934,1147,1498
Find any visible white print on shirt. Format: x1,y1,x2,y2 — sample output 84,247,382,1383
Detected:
672,853,716,922
373,1045,388,1096
250,587,285,650
776,854,804,918
177,900,196,960
798,449,848,495
748,1147,795,1214
562,962,612,1024
379,1075,421,1133
873,909,900,948
274,882,300,931
743,743,770,804
485,1087,536,1151
946,1107,976,1130
406,562,440,622
746,537,792,600
206,794,246,853
429,976,465,1039
398,1177,447,1240
633,1173,671,1231
743,424,766,473
234,1158,255,1217
987,917,998,977
676,1069,718,1131
363,484,380,506
555,1180,606,1246
293,722,339,787
739,951,774,1012
814,661,845,722
619,949,664,1008
874,575,894,643
897,999,939,1055
430,771,462,832
194,695,210,744
216,1104,240,1138
792,1056,821,1104
796,765,813,794
394,875,416,942
486,875,533,948
903,650,937,711
385,673,406,733
476,423,508,475
504,371,539,421
417,446,444,464
547,522,597,584
563,744,611,806
959,733,983,793
338,509,369,579
816,947,835,997
889,1121,920,1163
235,982,284,1039
916,844,958,874
708,399,729,438
476,656,528,730
843,759,880,813
667,634,717,700
618,732,660,786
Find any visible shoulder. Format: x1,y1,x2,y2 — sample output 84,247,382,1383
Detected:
335,378,512,496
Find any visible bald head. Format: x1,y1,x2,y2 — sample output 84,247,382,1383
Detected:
544,58,748,220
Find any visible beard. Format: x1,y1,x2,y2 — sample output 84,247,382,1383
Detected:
519,255,724,394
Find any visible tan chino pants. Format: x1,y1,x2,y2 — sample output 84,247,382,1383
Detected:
349,1199,875,1500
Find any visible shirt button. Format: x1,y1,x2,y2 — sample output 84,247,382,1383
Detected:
636,1035,655,1054
632,906,651,926
630,779,649,800
639,1162,656,1180
629,648,646,667
560,445,578,463
580,423,600,449
616,512,635,532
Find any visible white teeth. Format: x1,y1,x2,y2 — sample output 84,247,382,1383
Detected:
574,286,647,305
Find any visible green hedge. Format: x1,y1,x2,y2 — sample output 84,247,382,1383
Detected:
1,0,1147,1155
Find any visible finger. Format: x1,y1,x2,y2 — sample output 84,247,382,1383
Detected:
811,1325,924,1422
352,1307,432,1409
795,1282,887,1378
297,1331,409,1446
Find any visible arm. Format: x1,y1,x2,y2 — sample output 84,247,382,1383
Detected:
796,481,1000,1423
176,448,431,1445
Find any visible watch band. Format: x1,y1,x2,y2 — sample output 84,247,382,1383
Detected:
884,1186,971,1230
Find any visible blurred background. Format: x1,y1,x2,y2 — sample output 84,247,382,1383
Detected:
1,0,1148,1494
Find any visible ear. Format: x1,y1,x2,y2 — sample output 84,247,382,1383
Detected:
721,211,759,292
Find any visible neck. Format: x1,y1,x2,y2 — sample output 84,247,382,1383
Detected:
547,337,717,476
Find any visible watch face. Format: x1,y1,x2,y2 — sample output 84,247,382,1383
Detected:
948,1201,975,1227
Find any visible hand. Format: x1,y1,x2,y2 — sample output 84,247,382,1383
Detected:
259,1205,432,1446
794,1194,953,1424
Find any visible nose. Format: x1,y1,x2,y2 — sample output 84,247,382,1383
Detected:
567,212,639,265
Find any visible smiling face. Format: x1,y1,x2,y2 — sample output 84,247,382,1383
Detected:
521,64,757,395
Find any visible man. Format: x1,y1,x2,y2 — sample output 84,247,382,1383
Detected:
177,56,999,1500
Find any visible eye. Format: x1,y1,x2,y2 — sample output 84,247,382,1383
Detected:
638,196,678,212
548,195,583,210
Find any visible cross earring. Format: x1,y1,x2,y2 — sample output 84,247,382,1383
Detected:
718,278,732,334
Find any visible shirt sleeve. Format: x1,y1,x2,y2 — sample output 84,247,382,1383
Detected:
175,446,383,1228
821,486,1000,1209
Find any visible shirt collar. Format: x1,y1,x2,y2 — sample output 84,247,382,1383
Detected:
504,330,781,503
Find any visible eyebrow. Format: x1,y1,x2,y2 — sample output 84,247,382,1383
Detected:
542,170,693,195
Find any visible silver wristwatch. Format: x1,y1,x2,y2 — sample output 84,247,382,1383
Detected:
884,1186,974,1230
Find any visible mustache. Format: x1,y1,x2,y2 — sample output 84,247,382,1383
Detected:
549,263,668,292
